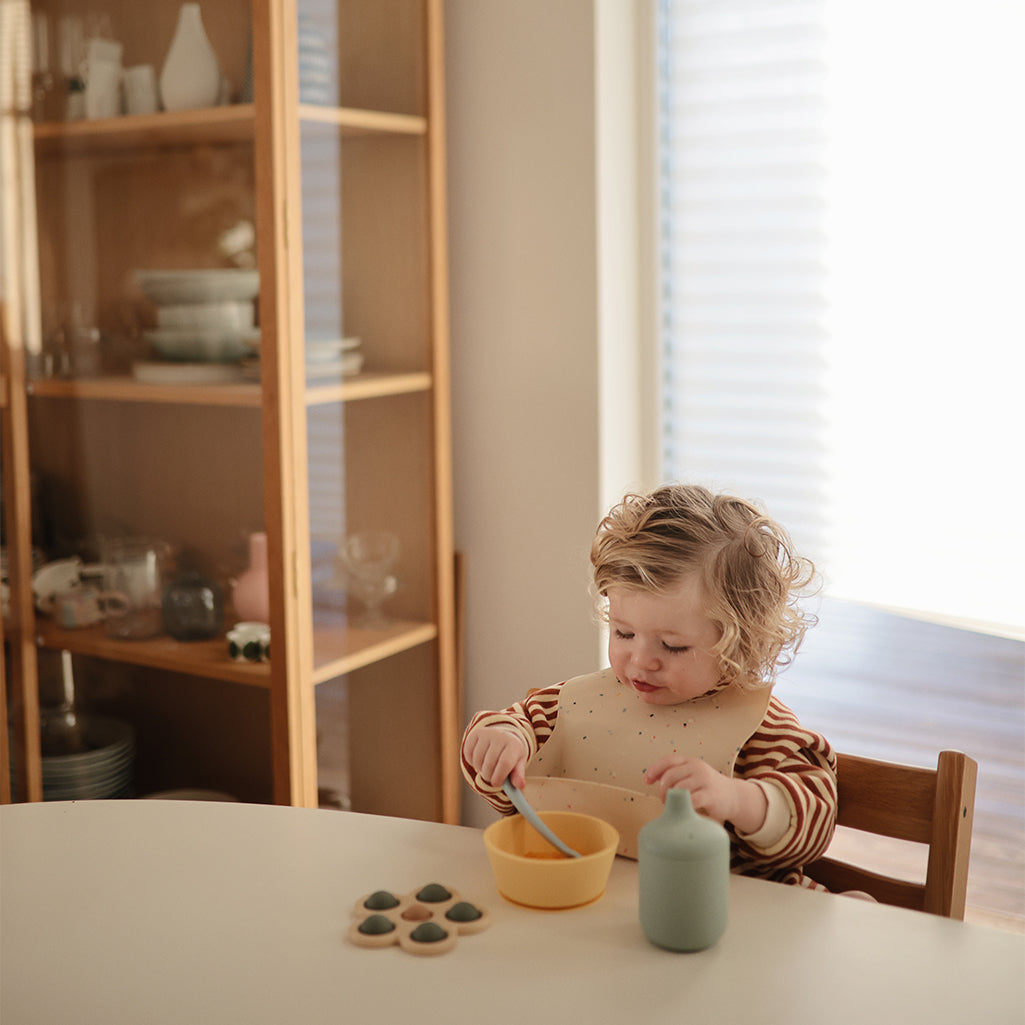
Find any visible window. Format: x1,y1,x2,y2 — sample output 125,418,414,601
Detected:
657,0,1025,636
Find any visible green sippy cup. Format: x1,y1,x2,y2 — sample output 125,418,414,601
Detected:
638,787,730,951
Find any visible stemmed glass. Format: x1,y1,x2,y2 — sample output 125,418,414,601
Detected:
337,531,399,628
39,650,87,756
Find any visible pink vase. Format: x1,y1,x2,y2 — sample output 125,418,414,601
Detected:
232,532,269,623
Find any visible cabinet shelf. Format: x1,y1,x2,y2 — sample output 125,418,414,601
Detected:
35,618,437,688
33,105,256,154
26,371,432,407
311,619,438,684
27,375,262,407
306,371,432,405
32,103,426,156
34,623,269,686
297,104,427,136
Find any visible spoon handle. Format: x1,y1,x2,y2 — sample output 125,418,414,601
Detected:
502,779,582,858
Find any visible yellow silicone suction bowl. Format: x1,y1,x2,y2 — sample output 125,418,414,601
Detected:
483,811,619,909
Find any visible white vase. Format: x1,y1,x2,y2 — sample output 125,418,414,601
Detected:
159,3,221,112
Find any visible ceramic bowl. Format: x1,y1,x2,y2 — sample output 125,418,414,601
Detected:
155,300,255,332
143,328,260,363
136,269,260,305
483,810,618,909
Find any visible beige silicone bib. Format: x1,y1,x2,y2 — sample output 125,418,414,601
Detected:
524,668,770,857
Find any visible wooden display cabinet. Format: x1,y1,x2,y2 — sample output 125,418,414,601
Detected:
0,0,459,821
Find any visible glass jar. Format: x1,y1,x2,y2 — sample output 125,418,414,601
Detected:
162,571,224,641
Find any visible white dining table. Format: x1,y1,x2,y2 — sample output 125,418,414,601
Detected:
1,800,1022,1025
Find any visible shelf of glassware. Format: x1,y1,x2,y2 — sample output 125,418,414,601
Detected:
27,365,437,685
34,617,438,688
32,103,427,153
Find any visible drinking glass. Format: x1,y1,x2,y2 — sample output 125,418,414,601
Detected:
31,11,56,121
337,531,399,628
58,14,86,119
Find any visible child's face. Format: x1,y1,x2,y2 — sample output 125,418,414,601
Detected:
606,575,723,705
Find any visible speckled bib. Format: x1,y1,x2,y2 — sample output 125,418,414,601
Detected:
523,668,770,857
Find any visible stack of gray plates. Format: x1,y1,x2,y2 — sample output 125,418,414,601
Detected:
38,717,135,801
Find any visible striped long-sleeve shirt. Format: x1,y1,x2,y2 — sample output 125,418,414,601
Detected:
460,682,838,889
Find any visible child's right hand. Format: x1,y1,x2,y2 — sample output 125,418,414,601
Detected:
464,726,529,789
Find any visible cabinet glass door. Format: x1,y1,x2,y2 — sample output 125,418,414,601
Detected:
294,0,457,819
10,0,274,804
1,0,456,818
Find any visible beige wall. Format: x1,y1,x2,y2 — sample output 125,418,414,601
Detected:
445,0,601,827
445,1,653,826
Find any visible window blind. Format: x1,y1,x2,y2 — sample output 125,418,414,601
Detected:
657,0,831,558
656,0,1025,634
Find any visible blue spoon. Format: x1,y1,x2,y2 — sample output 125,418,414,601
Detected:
502,779,582,858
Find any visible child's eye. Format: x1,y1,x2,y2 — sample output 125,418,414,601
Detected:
662,643,689,654
613,629,634,640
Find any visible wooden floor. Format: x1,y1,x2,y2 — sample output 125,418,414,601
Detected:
315,598,1025,932
775,598,1024,932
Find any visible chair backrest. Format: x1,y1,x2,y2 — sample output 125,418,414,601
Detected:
804,749,977,919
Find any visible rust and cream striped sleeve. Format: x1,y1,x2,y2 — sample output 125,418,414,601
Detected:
460,684,564,814
729,695,838,882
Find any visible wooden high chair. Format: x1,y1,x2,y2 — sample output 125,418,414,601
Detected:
805,749,978,919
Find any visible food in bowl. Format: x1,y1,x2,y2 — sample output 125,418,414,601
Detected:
483,810,618,909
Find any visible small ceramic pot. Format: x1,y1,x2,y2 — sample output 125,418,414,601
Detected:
227,621,269,662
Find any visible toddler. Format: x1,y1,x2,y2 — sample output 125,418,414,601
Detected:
461,484,838,888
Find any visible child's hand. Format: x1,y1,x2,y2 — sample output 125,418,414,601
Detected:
464,726,530,789
644,754,768,835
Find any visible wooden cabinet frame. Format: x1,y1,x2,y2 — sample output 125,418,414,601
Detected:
1,0,459,821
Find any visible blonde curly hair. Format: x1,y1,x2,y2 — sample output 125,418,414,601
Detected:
590,484,818,689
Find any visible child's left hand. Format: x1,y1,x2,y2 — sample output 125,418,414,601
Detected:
644,754,768,835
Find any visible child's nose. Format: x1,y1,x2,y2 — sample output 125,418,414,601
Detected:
632,642,661,671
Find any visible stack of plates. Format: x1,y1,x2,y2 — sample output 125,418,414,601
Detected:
134,269,261,373
132,362,246,385
136,269,260,305
141,327,260,363
37,717,135,801
306,337,364,380
240,337,365,384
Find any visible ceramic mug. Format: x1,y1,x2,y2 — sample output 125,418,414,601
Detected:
123,63,158,115
32,558,99,613
53,585,128,629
